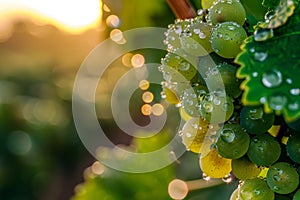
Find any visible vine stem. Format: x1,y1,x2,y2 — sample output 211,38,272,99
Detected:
166,0,197,19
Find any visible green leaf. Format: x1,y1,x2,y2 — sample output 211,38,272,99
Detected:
235,0,300,122
262,0,280,9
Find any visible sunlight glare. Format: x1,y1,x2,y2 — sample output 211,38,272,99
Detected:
0,0,102,33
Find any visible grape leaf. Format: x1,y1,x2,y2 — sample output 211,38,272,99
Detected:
235,0,300,122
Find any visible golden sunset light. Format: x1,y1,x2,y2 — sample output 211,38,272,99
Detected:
0,0,102,33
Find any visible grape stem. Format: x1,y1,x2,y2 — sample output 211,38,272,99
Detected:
166,0,197,19
186,178,224,191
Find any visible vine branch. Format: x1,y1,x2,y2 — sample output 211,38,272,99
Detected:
166,0,197,19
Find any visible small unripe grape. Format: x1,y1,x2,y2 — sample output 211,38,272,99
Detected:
210,22,247,58
207,0,246,25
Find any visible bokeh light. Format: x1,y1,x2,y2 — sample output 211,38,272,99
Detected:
141,104,152,116
168,179,189,200
131,54,145,68
142,91,154,103
152,103,164,116
139,80,150,90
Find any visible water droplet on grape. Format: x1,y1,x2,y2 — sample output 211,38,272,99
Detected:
262,69,282,88
213,98,221,105
254,189,260,195
249,107,263,120
290,88,300,95
222,174,233,183
288,102,299,111
194,28,201,34
265,10,276,21
222,103,230,111
286,78,292,84
203,173,211,181
252,72,258,77
203,102,213,113
221,129,235,143
254,28,274,42
254,52,268,62
179,62,190,71
199,32,206,39
269,94,287,110
161,91,166,99
257,146,264,152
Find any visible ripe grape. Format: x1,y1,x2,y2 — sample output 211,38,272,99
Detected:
180,21,213,56
199,148,232,178
216,123,250,159
201,0,217,9
207,0,246,26
161,52,197,81
205,63,242,98
239,178,275,200
247,133,281,166
210,22,247,58
286,133,300,164
266,162,299,194
231,157,261,180
181,117,219,153
240,105,275,134
199,92,234,123
162,87,180,105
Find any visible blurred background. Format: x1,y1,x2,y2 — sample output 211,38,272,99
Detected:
0,0,240,199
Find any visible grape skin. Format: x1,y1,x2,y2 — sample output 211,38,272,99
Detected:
210,22,247,59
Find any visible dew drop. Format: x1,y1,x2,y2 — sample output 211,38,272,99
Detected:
186,132,192,138
262,69,282,88
222,174,233,183
213,98,221,105
194,28,201,34
252,72,258,77
254,28,274,42
288,102,299,111
179,62,190,71
222,103,230,111
254,189,260,195
269,94,287,110
221,129,235,143
227,25,235,31
249,48,255,53
254,52,268,62
249,107,263,120
290,88,300,96
203,102,213,112
203,173,211,181
286,78,293,84
199,32,206,39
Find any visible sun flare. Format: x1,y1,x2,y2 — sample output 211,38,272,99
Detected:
0,0,102,33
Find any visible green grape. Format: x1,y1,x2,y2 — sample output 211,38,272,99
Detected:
162,86,181,105
180,21,213,56
286,134,300,164
287,117,300,131
161,52,197,81
240,105,275,134
164,19,190,52
239,178,275,200
202,0,217,9
199,148,232,178
210,22,247,58
293,189,300,200
247,133,281,166
181,85,207,117
207,0,246,25
266,162,299,194
199,92,234,123
181,117,219,153
232,157,261,180
205,63,242,98
216,123,250,159
230,188,239,200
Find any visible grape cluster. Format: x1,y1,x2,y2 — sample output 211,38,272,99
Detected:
159,0,300,199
